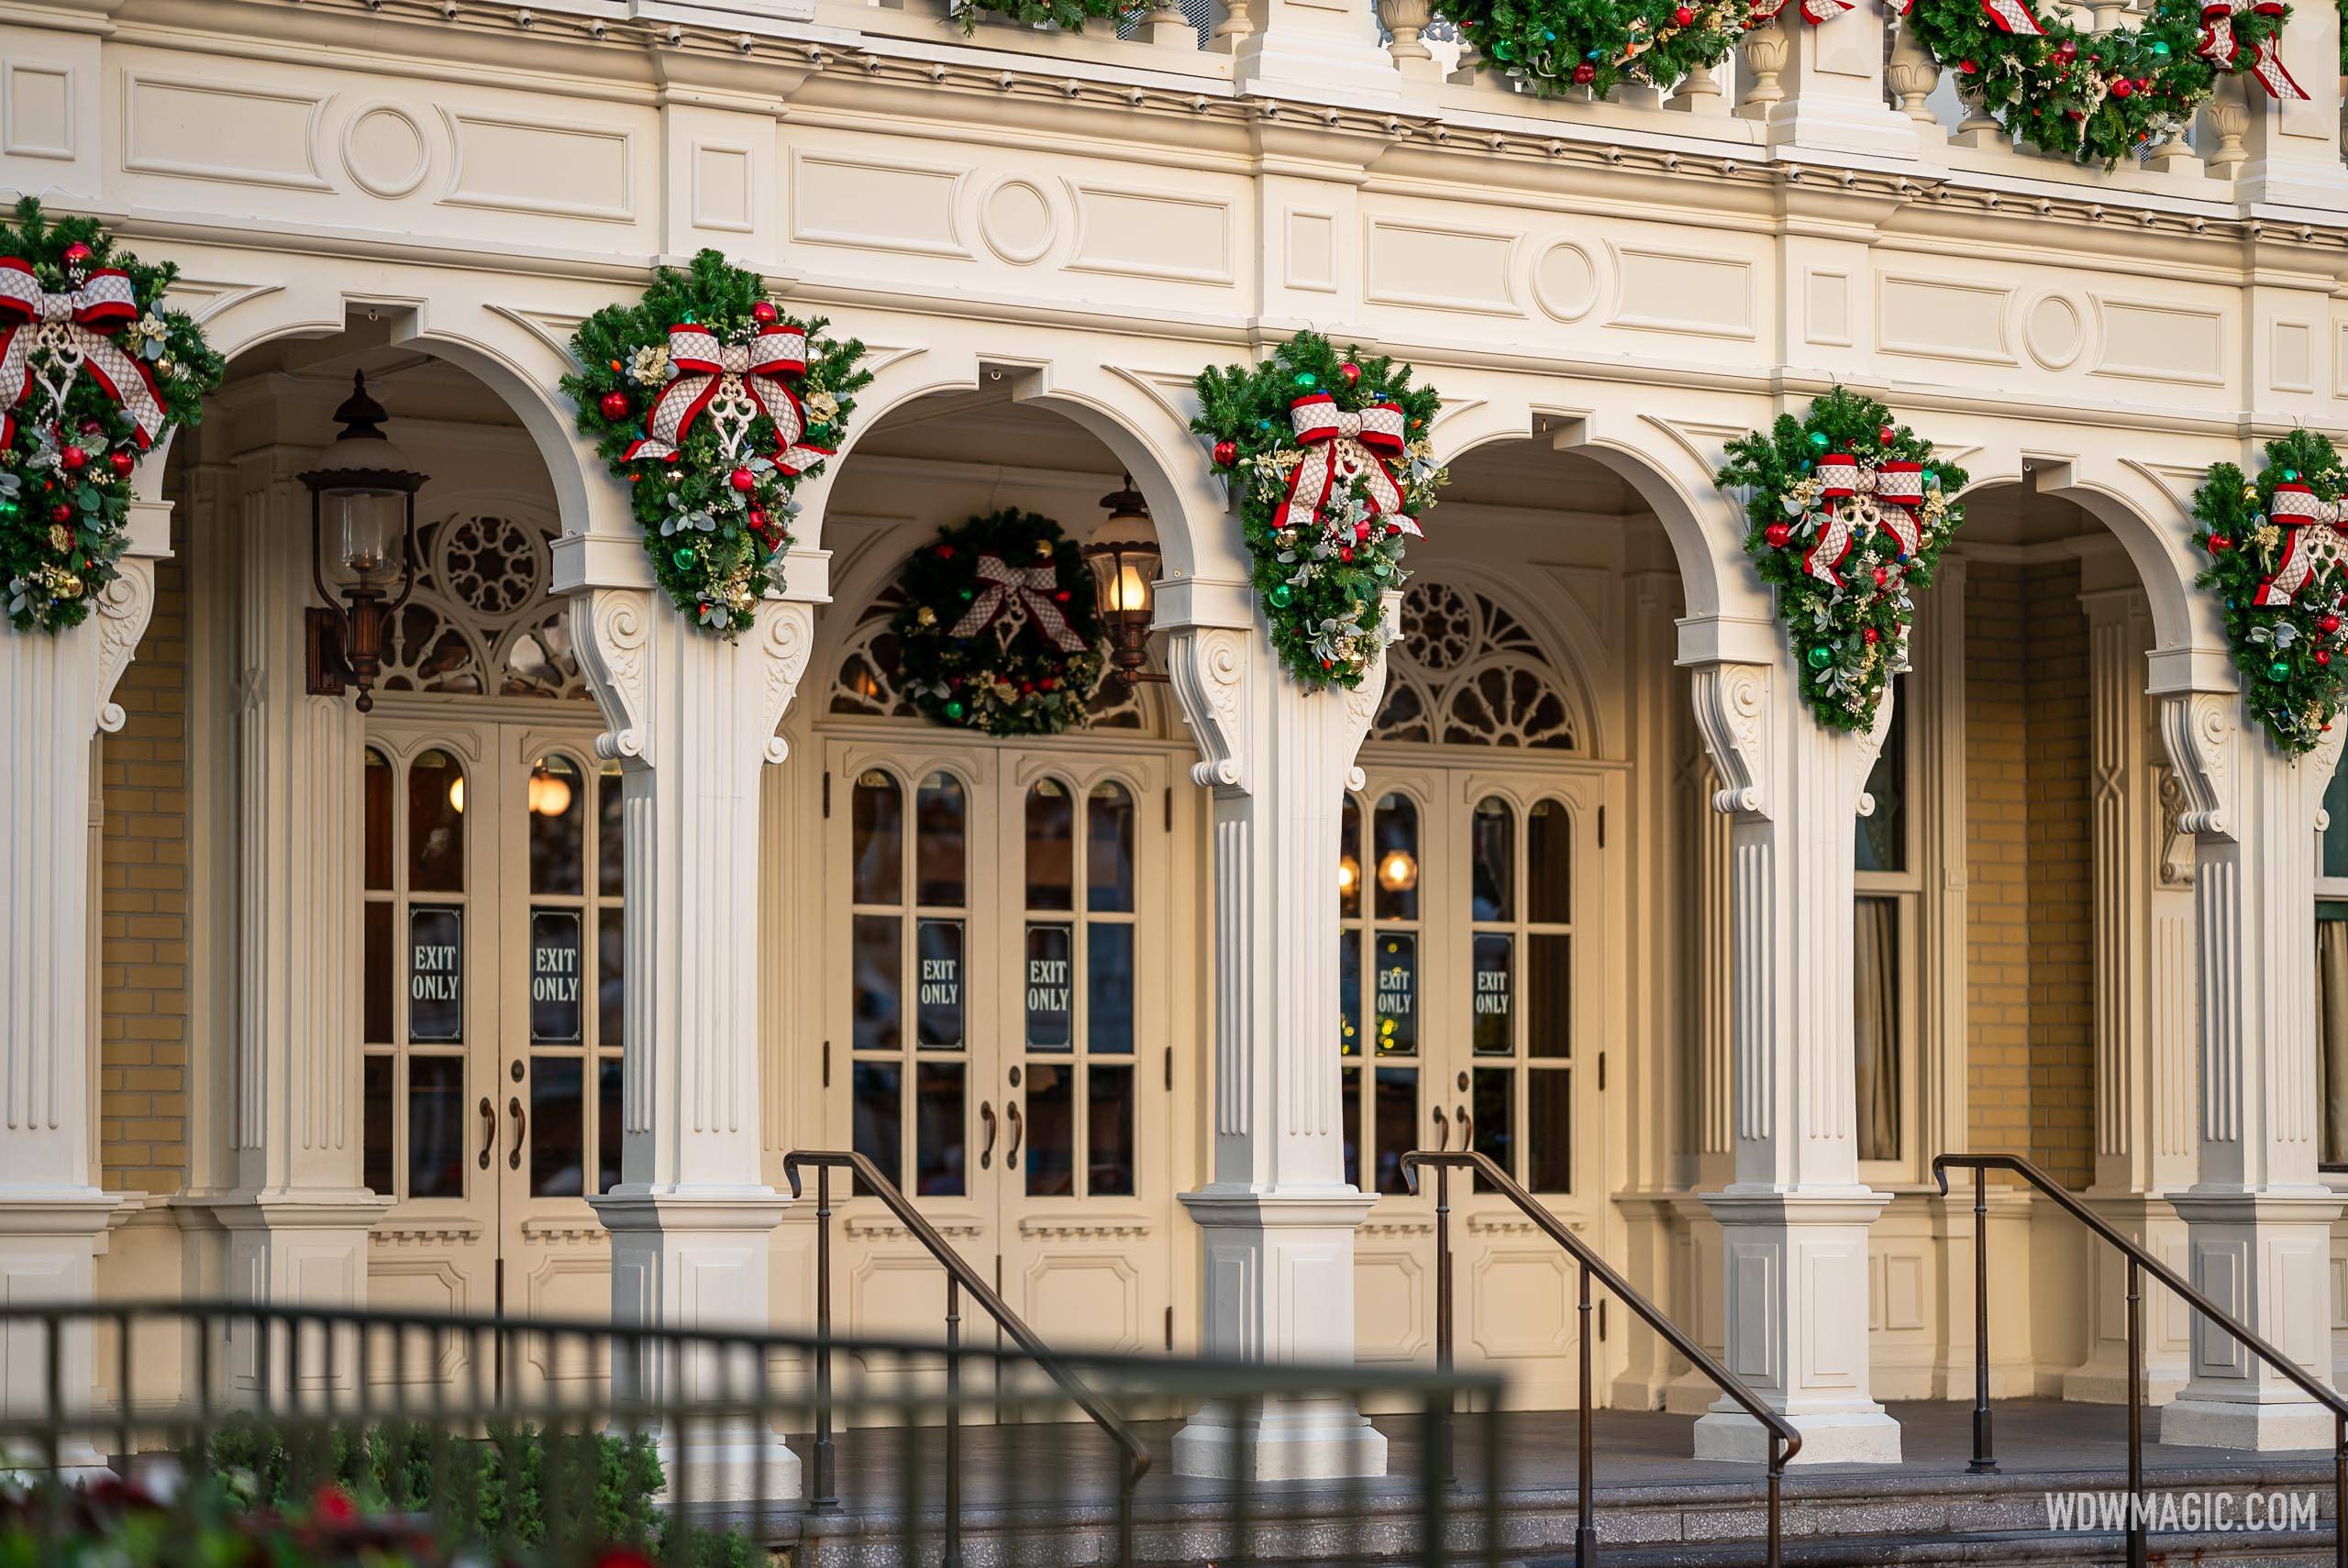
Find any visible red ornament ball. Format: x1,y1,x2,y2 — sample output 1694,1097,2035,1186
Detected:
1862,625,1880,645
1573,61,1596,83
1338,546,1355,562
1672,4,1694,21
2110,77,2132,98
1340,362,1361,385
1959,57,1978,72
1877,425,1897,446
59,446,87,472
61,242,91,268
78,417,103,436
2324,614,2342,635
1871,565,1891,588
1213,439,1238,468
2320,649,2335,667
728,468,756,491
1765,522,1794,548
598,391,631,421
748,507,770,529
2207,533,2232,553
108,451,135,478
937,544,955,560
49,502,71,523
751,301,780,325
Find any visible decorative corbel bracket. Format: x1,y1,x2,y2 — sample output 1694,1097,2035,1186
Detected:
1167,624,1252,793
1688,659,1772,820
759,599,814,766
572,586,654,767
1855,679,1898,819
2155,688,2240,841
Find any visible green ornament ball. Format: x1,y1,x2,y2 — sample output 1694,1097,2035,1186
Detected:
945,699,966,720
1293,372,1318,390
1268,583,1296,609
2268,658,2293,681
2150,39,2170,54
672,547,696,569
2283,469,2300,482
1806,645,1834,670
1807,431,1832,451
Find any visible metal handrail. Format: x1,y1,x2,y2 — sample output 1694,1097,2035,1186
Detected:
1402,1149,1800,1568
1934,1152,2348,1568
783,1148,1149,1568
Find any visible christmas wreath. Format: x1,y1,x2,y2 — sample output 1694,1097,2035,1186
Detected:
0,198,223,633
1716,387,1966,733
1192,333,1447,691
2190,430,2348,756
891,509,1109,735
948,0,1133,29
563,249,869,635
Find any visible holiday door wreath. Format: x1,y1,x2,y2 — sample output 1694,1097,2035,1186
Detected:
2190,430,2348,756
1192,332,1448,691
891,509,1110,736
1716,386,1966,733
564,249,870,635
0,198,224,633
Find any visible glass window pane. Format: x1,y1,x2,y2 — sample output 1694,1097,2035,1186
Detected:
1471,1066,1513,1187
1855,689,1908,874
1089,925,1134,1055
852,772,904,906
1529,799,1571,924
1024,1064,1074,1197
1528,1068,1571,1194
598,767,625,898
1528,933,1570,1060
1470,798,1513,922
915,1062,966,1197
1026,780,1076,911
598,911,624,1053
530,1055,585,1198
915,772,967,908
408,905,464,1043
1088,1064,1135,1197
1374,933,1417,1055
1339,935,1362,1058
916,920,965,1049
529,909,585,1044
1340,796,1363,920
1472,934,1513,1055
1373,794,1420,921
408,750,466,892
363,749,393,892
1025,923,1073,1049
852,1062,903,1191
1374,1067,1416,1197
1088,783,1135,914
363,901,393,1044
406,1055,465,1199
362,1054,393,1197
597,1057,622,1194
852,916,903,1051
1341,1066,1362,1190
2324,762,2348,881
528,756,585,896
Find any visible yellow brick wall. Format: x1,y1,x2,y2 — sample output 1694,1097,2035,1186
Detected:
97,513,191,1195
1964,560,2094,1187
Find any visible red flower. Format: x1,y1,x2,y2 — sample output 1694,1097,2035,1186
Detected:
593,1551,659,1568
311,1483,359,1529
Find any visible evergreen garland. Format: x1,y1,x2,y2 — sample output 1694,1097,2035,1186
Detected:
949,0,1135,29
1716,387,1966,733
1191,332,1447,691
1442,0,1752,100
0,198,224,633
562,250,869,635
891,509,1109,736
2190,429,2348,756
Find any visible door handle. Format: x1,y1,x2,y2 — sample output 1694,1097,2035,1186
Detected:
507,1095,526,1171
1005,1101,1024,1167
1431,1104,1450,1153
979,1101,997,1170
478,1097,496,1170
1456,1104,1473,1150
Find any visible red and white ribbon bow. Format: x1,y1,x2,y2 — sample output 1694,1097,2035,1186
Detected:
2254,483,2345,607
2198,0,2307,96
1803,456,1928,588
0,260,166,452
1272,392,1417,540
948,554,1090,652
623,322,832,473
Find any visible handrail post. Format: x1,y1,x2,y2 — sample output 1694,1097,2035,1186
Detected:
810,1162,839,1515
1968,1163,1995,1474
1435,1161,1455,1487
2332,1409,2343,1568
1766,1435,1782,1568
2126,1256,2144,1568
945,1274,963,1568
1575,1260,1595,1568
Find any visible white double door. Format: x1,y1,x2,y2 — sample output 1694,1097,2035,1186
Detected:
1345,757,1619,1410
823,734,1178,1360
358,706,623,1399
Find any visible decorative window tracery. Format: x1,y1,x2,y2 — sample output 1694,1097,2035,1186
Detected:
1371,580,1578,750
828,578,1149,731
377,509,587,702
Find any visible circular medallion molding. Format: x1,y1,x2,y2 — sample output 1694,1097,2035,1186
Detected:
2022,292,2086,371
342,103,431,200
1531,240,1600,323
978,178,1057,266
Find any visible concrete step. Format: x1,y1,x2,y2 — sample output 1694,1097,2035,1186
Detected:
1540,1528,2337,1567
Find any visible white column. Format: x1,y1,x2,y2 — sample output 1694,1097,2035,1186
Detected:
2064,580,2194,1405
1682,616,1901,1465
1161,580,1387,1482
214,456,386,1345
2156,667,2345,1449
1752,10,1921,158
0,496,166,1462
570,573,809,1499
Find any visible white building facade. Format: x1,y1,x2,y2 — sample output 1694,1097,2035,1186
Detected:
6,0,2348,1480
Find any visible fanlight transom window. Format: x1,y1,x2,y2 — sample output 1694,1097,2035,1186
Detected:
378,508,587,702
1372,580,1578,750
